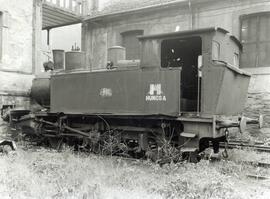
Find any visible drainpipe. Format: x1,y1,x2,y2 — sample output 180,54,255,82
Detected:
46,28,51,62
188,0,194,30
47,28,51,45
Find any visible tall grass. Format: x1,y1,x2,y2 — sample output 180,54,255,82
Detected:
0,147,270,199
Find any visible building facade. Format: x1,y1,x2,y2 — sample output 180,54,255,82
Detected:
0,0,43,109
82,0,270,127
0,0,82,110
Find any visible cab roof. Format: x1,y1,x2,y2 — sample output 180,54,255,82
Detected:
138,27,242,50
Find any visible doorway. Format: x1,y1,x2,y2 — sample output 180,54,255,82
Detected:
161,36,202,112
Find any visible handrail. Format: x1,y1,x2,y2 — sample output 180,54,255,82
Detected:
212,60,251,76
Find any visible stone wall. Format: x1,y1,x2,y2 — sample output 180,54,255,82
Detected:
0,95,30,110
0,0,35,109
245,93,270,128
0,0,33,73
245,75,270,128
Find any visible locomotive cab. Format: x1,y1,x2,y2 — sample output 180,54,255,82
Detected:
137,27,249,116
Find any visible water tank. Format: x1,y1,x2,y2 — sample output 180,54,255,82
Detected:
107,46,126,66
65,51,86,71
52,49,65,70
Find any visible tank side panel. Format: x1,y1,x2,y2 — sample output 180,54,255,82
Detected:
216,67,250,115
142,68,181,115
50,69,180,116
201,64,250,115
201,65,224,115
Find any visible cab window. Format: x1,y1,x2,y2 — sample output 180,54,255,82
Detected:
212,41,220,61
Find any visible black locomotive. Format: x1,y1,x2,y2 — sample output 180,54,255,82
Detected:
5,27,262,161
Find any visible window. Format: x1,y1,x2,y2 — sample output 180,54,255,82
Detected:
240,13,270,68
212,41,220,61
161,37,202,68
121,30,143,60
233,53,239,67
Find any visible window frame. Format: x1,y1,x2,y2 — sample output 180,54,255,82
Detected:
160,36,202,69
233,52,239,67
240,12,270,68
212,40,220,61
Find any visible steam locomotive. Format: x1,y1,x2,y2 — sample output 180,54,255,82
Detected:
5,27,262,161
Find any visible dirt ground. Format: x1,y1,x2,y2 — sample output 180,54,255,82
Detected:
1,122,270,199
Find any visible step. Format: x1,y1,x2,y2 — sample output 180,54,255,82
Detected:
180,147,197,153
180,132,197,138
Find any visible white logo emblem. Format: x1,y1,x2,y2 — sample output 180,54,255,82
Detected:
146,84,166,101
100,88,112,97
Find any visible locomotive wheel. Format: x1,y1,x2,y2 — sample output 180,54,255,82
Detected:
47,137,63,150
145,136,181,164
181,150,199,163
145,138,159,162
100,130,127,156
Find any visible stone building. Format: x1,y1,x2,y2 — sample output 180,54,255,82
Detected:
0,0,82,110
82,0,270,127
0,0,40,109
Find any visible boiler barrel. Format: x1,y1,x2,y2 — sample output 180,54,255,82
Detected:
31,78,50,107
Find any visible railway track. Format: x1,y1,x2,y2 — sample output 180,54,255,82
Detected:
220,139,270,152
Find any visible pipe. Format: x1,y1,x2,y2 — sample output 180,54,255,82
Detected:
47,29,51,46
37,119,90,137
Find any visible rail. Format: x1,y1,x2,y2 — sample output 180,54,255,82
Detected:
44,0,85,15
219,139,270,152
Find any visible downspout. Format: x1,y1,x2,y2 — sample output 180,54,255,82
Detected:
32,0,37,74
47,28,50,46
188,0,195,30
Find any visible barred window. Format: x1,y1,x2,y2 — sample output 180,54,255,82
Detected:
121,30,143,60
240,13,270,68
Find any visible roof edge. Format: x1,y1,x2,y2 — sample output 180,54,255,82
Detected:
137,27,242,50
137,27,218,40
84,0,217,22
